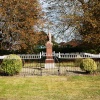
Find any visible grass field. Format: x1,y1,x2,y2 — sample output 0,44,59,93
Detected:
0,76,100,100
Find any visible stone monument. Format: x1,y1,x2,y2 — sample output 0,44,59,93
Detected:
45,33,55,68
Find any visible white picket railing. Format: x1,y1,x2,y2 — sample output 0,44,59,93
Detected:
41,52,100,58
0,52,100,59
55,52,100,59
18,54,41,59
0,55,7,59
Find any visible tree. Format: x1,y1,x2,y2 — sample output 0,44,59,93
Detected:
76,0,100,53
0,0,46,53
41,0,100,53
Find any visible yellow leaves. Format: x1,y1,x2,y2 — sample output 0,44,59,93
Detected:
0,8,2,12
20,31,26,38
21,43,27,49
84,33,100,46
85,17,97,28
26,18,35,26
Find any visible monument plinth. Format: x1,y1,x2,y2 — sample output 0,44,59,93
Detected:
45,33,55,68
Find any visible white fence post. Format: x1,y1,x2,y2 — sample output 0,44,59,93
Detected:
40,52,41,59
59,52,61,58
53,51,55,56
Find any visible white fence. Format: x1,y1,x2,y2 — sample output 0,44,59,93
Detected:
56,52,100,59
0,52,100,59
18,54,41,59
16,52,100,59
41,52,100,59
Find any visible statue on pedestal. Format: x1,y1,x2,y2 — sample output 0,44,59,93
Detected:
45,32,55,68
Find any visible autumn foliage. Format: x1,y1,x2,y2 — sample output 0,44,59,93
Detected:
67,0,100,53
0,0,46,53
78,0,100,53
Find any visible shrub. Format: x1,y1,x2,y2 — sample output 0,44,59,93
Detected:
96,61,100,72
74,58,82,67
80,58,97,73
0,54,22,76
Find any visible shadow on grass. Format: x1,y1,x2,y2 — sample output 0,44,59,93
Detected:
67,70,100,75
67,70,89,75
0,72,9,76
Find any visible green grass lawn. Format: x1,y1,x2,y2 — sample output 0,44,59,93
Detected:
0,76,100,100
